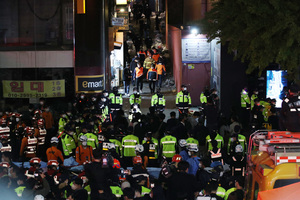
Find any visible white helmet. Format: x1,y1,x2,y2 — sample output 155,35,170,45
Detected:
235,144,243,153
50,137,59,144
135,144,144,153
188,145,199,152
79,135,88,142
34,195,45,200
179,139,187,147
108,143,116,150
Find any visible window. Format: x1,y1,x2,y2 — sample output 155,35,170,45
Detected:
274,179,300,189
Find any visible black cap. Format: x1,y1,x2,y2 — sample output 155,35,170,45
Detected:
73,177,83,186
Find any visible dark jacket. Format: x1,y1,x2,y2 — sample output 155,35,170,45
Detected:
123,67,132,82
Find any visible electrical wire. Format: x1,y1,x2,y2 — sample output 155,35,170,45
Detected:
25,0,61,21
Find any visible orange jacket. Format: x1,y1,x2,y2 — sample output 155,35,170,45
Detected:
134,67,144,79
152,54,160,62
42,111,54,130
155,64,166,75
46,146,64,162
20,136,37,158
76,145,93,165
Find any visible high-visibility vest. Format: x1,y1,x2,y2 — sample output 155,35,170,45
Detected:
160,135,177,158
58,118,67,132
251,94,258,110
129,94,141,105
85,133,98,150
110,186,123,198
241,90,250,108
141,186,151,197
206,134,224,151
122,135,139,157
24,136,38,156
135,67,144,78
224,187,237,200
200,92,207,104
109,139,122,156
151,94,165,107
227,134,247,154
61,134,76,156
109,93,123,105
37,128,47,145
186,137,199,147
216,186,226,198
176,91,192,105
15,186,26,197
155,63,166,75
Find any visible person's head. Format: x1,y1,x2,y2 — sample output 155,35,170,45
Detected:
93,148,103,160
177,161,189,172
170,111,176,118
181,85,187,91
234,125,241,134
50,137,59,146
1,152,11,163
211,139,218,149
71,178,83,190
289,84,299,96
137,62,141,68
47,160,59,171
253,89,258,95
187,145,198,157
235,176,245,189
113,86,118,94
79,135,88,147
179,139,187,148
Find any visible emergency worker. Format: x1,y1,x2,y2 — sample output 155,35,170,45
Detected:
142,132,159,167
58,112,68,134
0,118,10,141
133,62,144,93
20,127,38,160
151,88,165,113
240,86,250,128
176,85,192,115
178,139,189,161
251,89,259,110
186,145,200,175
230,143,246,177
129,87,142,108
155,61,166,89
209,140,224,165
122,133,139,167
206,130,224,151
147,64,158,94
60,126,77,157
76,136,93,165
227,129,247,156
109,87,123,118
160,131,177,162
34,118,47,159
46,137,64,163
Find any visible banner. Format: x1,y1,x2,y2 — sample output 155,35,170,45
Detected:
182,38,211,63
76,75,104,93
2,80,65,98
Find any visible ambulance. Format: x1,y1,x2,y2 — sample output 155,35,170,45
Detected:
246,130,300,200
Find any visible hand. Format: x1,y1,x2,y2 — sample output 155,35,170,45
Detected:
40,173,46,179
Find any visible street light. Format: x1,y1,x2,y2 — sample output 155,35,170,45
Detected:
191,28,198,35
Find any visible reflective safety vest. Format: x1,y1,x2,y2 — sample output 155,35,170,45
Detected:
58,118,67,133
129,94,141,105
109,139,122,156
37,128,47,145
224,187,237,200
186,137,199,148
160,135,177,158
141,186,151,197
151,94,165,107
206,134,224,151
200,92,207,104
15,186,26,197
110,186,123,198
109,93,123,105
134,67,144,78
61,134,76,156
84,185,91,200
241,90,250,108
176,91,192,106
24,136,38,156
122,135,139,157
0,126,10,140
251,94,258,110
1,144,12,152
85,133,98,150
216,186,226,198
227,134,247,154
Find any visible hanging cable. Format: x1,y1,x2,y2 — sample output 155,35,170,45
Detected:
25,0,61,21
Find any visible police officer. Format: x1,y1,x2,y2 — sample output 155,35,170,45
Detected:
147,64,158,94
122,133,140,167
209,140,224,165
176,85,192,115
206,130,224,151
251,89,259,110
230,143,246,177
280,84,300,131
160,131,177,162
109,87,123,119
60,125,77,158
151,88,165,113
227,128,247,156
240,86,250,128
129,87,142,108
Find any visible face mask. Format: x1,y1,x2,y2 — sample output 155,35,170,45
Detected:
90,122,94,125
198,163,202,169
230,138,234,142
29,109,33,112
69,132,74,136
102,98,107,102
92,97,97,101
45,108,50,112
82,141,87,146
16,118,20,122
188,151,192,156
183,87,187,91
80,95,84,99
75,119,80,123
104,93,108,97
66,112,71,116
62,114,66,118
39,101,44,105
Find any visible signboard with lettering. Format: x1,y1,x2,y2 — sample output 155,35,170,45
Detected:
2,80,65,98
76,75,104,93
182,38,211,63
112,17,125,26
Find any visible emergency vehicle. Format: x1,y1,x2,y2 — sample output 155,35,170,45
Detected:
246,130,300,200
